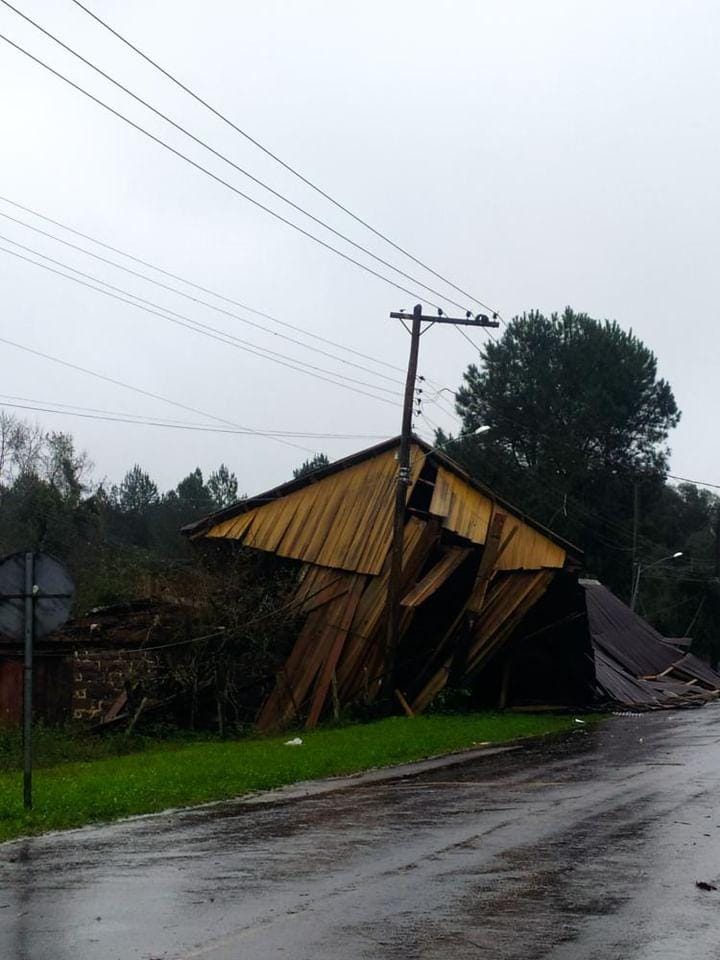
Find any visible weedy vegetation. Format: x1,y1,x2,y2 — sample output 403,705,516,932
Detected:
0,712,588,843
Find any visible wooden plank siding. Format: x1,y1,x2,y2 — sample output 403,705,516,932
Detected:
429,467,566,570
189,436,579,726
204,446,424,576
401,546,470,608
200,443,568,576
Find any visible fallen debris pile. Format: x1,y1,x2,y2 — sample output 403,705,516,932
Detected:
184,436,581,729
582,580,720,708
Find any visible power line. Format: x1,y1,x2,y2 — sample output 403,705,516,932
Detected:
0,334,319,454
668,473,720,492
416,401,669,558
0,1,483,315
0,29,473,315
642,573,720,584
0,195,409,378
423,385,462,422
439,396,706,557
0,238,402,406
455,326,482,352
0,232,401,398
0,394,390,441
0,193,449,400
0,209,403,388
644,594,699,619
68,0,502,319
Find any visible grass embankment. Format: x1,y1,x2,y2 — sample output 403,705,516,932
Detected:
0,712,582,843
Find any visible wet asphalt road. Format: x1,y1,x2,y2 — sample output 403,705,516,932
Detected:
2,708,720,960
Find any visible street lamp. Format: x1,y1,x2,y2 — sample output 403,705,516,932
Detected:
630,551,683,612
427,425,490,455
407,425,490,466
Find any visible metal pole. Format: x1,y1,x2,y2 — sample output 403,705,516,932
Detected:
23,551,35,810
630,562,640,612
384,304,423,692
631,481,639,599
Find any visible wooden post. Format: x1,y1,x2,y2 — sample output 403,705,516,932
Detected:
384,304,423,692
384,304,500,699
395,688,415,717
467,513,508,615
331,671,341,722
499,654,512,709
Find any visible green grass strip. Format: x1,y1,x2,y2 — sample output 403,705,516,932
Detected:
0,713,583,843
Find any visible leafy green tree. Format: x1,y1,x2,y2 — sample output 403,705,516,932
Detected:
635,482,720,662
455,308,679,483
0,413,44,484
293,452,330,479
42,431,91,504
146,468,213,556
208,463,239,508
115,465,159,514
442,308,681,593
175,467,213,513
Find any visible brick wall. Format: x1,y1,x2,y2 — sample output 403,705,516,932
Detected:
72,647,160,721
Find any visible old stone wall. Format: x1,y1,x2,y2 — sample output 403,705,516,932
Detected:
72,648,161,721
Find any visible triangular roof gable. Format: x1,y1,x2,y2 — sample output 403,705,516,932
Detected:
189,441,424,575
184,435,580,573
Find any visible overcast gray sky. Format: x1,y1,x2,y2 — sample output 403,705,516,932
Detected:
1,0,718,498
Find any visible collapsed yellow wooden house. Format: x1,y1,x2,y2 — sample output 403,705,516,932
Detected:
184,436,581,729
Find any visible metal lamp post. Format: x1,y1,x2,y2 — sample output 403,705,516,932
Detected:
630,551,683,612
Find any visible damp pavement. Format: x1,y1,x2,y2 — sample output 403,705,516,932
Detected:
2,708,720,959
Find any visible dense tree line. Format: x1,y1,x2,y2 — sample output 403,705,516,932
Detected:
438,308,720,661
1,308,717,663
0,412,244,608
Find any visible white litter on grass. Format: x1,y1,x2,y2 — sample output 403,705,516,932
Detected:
574,718,586,724
284,737,303,746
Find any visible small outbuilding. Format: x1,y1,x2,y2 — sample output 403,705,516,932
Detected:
185,435,587,727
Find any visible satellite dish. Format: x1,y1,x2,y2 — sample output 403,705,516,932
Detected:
0,551,75,640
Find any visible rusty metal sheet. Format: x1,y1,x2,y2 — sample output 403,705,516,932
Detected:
0,655,72,726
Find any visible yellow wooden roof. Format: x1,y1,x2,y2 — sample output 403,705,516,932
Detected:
429,466,566,569
193,435,576,575
203,445,424,576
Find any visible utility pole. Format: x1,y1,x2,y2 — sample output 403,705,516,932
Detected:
631,480,639,604
384,304,500,697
